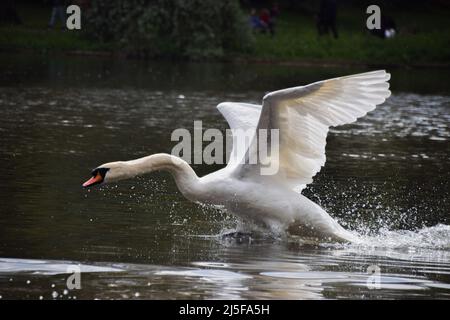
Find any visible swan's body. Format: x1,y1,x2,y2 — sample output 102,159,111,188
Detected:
83,71,391,243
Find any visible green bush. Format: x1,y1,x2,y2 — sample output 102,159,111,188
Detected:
84,0,253,59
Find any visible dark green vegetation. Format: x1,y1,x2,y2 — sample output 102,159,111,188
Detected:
1,1,449,66
83,0,252,59
0,1,251,59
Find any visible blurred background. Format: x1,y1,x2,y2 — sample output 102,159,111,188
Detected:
1,0,449,65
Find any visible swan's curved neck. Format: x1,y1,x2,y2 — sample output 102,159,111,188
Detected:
122,153,200,200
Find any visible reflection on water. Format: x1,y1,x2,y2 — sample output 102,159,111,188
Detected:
0,53,449,299
1,237,450,300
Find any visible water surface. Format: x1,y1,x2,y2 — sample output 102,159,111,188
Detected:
0,53,449,299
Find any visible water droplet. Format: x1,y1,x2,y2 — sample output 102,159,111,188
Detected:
52,291,58,299
39,296,43,300
26,280,31,284
63,289,69,295
134,292,140,298
51,284,55,288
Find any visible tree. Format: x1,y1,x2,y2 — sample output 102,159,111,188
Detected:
84,0,253,59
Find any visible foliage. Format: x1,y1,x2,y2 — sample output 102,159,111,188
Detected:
84,0,253,59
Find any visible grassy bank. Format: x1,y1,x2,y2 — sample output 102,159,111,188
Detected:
1,3,449,66
0,4,110,52
249,6,450,66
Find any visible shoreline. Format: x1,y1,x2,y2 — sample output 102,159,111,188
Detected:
3,47,449,69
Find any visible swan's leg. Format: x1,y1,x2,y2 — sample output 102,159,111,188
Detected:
221,231,253,239
290,195,360,243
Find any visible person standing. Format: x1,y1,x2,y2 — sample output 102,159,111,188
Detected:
317,0,338,39
48,0,66,29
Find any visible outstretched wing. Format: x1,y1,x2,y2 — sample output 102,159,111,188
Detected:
216,102,262,167
235,70,391,192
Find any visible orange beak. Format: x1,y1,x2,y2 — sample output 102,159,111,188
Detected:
82,172,103,188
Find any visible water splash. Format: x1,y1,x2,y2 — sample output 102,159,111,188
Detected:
356,224,450,249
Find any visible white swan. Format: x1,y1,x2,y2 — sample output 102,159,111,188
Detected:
83,70,391,243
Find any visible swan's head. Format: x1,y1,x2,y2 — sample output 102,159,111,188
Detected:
82,161,131,188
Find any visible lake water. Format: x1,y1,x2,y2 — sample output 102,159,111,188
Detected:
0,53,449,299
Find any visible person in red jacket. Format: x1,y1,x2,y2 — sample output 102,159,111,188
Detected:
259,8,274,36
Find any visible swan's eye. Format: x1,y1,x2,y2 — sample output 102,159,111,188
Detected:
96,167,110,178
90,168,109,178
